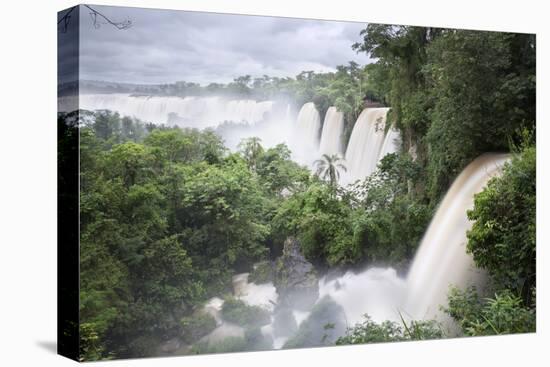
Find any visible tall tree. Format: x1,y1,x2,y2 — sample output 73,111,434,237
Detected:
314,154,347,188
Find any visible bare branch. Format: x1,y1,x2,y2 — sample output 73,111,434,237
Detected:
57,5,132,33
84,5,132,30
57,6,77,33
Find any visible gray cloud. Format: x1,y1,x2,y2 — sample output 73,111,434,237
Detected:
78,5,370,85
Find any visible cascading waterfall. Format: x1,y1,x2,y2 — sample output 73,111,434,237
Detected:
377,126,401,163
307,154,509,335
319,107,344,156
75,94,510,345
404,154,509,323
316,106,399,184
77,93,274,127
205,153,508,350
344,108,389,182
294,102,321,155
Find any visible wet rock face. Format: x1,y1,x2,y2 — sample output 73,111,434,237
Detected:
274,237,319,311
283,296,347,349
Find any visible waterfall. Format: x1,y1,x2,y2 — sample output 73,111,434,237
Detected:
344,108,389,182
315,154,508,329
295,102,321,152
319,107,344,156
404,154,509,322
377,126,401,163
78,93,274,127
200,154,509,349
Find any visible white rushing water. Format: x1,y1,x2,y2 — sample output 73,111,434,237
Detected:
232,273,278,312
404,154,509,322
319,268,407,325
377,126,401,164
77,93,274,128
319,107,344,156
344,108,390,182
294,102,321,160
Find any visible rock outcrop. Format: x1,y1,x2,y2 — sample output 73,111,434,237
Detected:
274,237,319,311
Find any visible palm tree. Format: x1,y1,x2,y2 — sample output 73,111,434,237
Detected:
238,136,264,171
314,154,347,188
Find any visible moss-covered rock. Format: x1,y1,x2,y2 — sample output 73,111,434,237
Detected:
221,297,271,328
274,237,319,310
283,296,346,349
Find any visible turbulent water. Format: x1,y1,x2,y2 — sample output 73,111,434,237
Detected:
200,154,509,349
319,268,407,325
319,107,345,156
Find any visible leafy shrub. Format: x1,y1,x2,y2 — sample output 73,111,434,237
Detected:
79,322,106,361
445,287,535,336
467,146,536,304
272,183,358,266
336,315,442,345
190,336,247,354
221,298,271,328
180,313,217,343
349,153,432,264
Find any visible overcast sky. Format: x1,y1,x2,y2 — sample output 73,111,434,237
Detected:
77,5,370,85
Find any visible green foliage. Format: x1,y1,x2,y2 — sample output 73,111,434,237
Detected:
187,326,272,355
180,313,217,343
79,323,109,361
272,153,432,266
255,143,310,196
349,153,432,263
467,146,536,304
190,336,247,355
336,315,442,345
445,287,535,336
179,159,269,275
221,298,271,328
75,24,536,359
78,113,281,359
238,137,264,171
272,182,358,266
314,154,347,189
425,32,535,199
354,26,535,205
